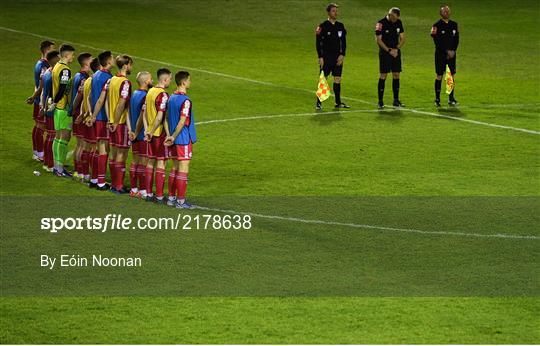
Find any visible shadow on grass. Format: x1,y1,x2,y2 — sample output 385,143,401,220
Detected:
437,106,465,117
376,108,404,122
310,111,344,125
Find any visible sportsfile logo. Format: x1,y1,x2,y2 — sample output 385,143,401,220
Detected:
40,213,252,233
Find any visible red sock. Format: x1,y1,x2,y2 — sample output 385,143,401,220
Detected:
175,172,188,199
155,168,166,198
36,127,44,153
91,151,99,180
81,150,89,175
168,169,177,197
114,162,125,189
98,154,108,185
145,167,154,194
109,160,116,187
129,163,137,189
32,125,38,152
45,133,55,168
137,164,146,191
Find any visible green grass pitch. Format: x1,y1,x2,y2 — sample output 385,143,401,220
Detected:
1,0,539,343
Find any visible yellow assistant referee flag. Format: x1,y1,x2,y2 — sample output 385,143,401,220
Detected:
316,71,331,102
445,65,454,94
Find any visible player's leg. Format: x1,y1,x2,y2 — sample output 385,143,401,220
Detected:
113,147,129,193
108,134,118,192
391,51,404,107
448,57,458,105
129,142,140,196
434,51,445,106
332,65,349,109
96,139,109,190
175,145,193,209
167,157,177,207
378,52,390,109
145,138,157,201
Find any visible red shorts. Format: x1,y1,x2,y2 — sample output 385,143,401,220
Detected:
73,122,82,138
132,140,148,157
148,133,168,160
169,143,193,161
85,123,96,143
95,120,109,141
45,116,55,132
110,124,130,149
33,104,45,124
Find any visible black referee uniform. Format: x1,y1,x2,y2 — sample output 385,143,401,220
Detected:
431,19,459,103
375,14,405,107
316,19,347,107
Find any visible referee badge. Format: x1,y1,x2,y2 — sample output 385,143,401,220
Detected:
338,30,343,37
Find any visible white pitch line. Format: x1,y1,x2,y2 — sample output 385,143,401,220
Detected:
196,206,539,240
198,109,380,125
2,26,539,135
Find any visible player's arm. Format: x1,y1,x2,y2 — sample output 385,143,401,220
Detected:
375,22,391,52
315,25,324,67
91,79,110,119
26,77,44,104
337,25,346,66
397,32,406,49
397,22,406,49
72,79,86,123
50,68,71,111
112,81,131,131
451,23,459,53
167,100,191,145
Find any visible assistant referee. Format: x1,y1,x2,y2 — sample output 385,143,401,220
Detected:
315,3,350,110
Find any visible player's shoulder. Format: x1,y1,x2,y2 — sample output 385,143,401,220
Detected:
378,16,387,24
449,19,458,26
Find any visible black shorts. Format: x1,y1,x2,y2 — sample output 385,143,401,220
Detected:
435,50,456,76
321,57,343,77
379,50,402,73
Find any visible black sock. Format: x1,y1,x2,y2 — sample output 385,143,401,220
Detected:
435,79,442,100
333,83,341,104
316,96,321,105
378,79,385,102
392,79,400,101
449,89,455,101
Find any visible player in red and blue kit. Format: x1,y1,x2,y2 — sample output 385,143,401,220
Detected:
127,71,153,198
87,51,113,190
39,50,60,172
70,52,93,180
26,40,55,162
164,71,197,209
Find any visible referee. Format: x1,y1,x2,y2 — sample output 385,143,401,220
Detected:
315,3,349,110
375,7,406,109
431,5,459,106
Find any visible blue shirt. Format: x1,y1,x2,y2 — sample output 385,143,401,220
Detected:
33,59,49,105
41,69,54,118
70,70,89,115
90,69,112,121
167,92,197,145
129,89,148,142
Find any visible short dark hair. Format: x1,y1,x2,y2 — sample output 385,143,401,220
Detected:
98,50,113,67
116,55,133,69
46,50,60,61
77,52,92,66
59,44,75,55
390,7,401,16
175,71,190,86
90,58,100,73
157,68,172,79
326,3,338,12
40,40,55,53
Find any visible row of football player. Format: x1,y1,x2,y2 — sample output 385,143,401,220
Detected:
28,44,197,209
